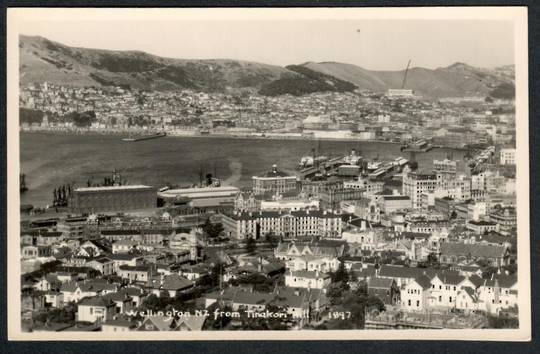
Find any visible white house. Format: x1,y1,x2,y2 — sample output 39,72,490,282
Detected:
477,274,518,315
112,240,138,254
285,270,331,290
400,275,432,311
77,297,116,323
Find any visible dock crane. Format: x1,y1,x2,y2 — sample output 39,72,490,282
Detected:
401,59,412,89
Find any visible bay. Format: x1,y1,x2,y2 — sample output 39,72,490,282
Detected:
20,132,465,207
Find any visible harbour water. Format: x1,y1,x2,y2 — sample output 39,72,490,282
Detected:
20,132,466,207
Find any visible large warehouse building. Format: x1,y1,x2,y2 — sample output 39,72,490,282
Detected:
157,186,240,211
70,185,157,213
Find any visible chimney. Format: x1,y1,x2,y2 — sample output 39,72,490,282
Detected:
361,220,366,231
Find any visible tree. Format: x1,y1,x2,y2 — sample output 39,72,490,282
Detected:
332,258,350,290
246,236,257,255
203,303,233,330
427,252,440,268
490,82,515,100
327,284,344,305
265,232,280,249
86,269,102,279
19,108,45,124
66,110,97,127
198,262,224,288
142,294,162,311
202,218,224,240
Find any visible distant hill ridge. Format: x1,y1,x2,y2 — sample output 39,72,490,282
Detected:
19,35,514,98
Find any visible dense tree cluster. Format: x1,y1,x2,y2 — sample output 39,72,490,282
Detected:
259,66,356,96
489,82,515,100
20,108,45,124
246,236,257,255
202,218,224,240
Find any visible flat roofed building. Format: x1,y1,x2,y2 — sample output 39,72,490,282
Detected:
433,158,457,174
402,166,438,209
252,165,297,195
500,148,516,165
221,209,342,240
387,89,414,97
70,185,157,213
158,186,239,209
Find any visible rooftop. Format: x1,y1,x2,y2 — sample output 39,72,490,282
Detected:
75,185,154,192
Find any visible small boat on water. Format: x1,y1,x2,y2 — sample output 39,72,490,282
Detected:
20,174,28,193
122,132,167,142
400,139,433,152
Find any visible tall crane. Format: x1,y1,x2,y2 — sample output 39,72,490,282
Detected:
401,59,412,89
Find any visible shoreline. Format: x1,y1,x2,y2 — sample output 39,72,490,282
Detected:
19,128,465,149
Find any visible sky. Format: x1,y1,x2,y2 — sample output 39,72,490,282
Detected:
18,19,515,70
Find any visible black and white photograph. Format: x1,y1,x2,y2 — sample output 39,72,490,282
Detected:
6,7,530,340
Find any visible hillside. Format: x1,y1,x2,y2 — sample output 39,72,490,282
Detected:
20,35,514,98
19,35,294,92
301,61,514,98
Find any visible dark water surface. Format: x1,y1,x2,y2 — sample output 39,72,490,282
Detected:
20,132,464,207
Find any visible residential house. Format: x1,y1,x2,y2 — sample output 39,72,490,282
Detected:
367,277,400,305
477,273,518,315
102,318,137,332
400,275,432,311
112,240,139,254
439,242,509,267
77,297,116,323
284,270,331,290
102,291,134,314
85,257,115,276
152,274,194,298
42,291,64,308
117,265,153,284
61,280,117,303
176,316,207,331
137,316,177,331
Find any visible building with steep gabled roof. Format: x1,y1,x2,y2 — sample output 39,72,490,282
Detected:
439,241,509,267
137,316,177,331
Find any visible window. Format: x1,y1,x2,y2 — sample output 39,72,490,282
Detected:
439,296,442,302
408,300,411,306
416,300,420,307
